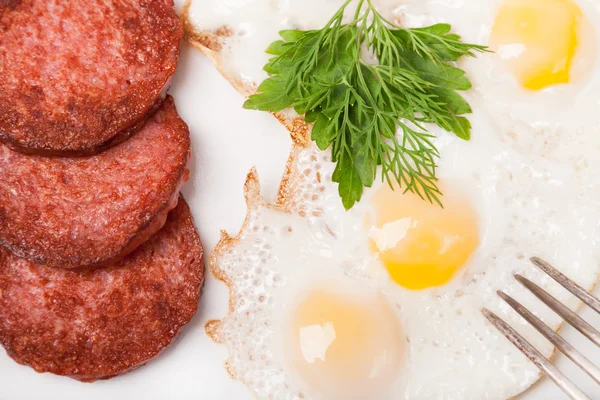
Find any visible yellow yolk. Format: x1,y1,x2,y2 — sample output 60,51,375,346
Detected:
286,290,403,398
367,185,480,290
490,0,583,90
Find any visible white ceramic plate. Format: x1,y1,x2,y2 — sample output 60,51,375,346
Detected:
1,4,600,399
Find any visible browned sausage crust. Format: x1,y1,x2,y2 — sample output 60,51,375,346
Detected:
0,0,182,155
0,199,204,382
0,96,190,269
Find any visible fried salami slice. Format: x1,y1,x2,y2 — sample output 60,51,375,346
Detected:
0,0,182,155
0,96,190,269
0,199,204,382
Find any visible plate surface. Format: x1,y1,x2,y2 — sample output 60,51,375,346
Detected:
1,3,599,399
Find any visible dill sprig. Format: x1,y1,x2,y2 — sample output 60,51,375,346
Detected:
244,0,487,209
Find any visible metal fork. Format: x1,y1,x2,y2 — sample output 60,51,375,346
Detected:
482,257,600,400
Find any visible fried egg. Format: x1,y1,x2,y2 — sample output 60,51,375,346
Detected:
396,0,600,165
208,116,600,399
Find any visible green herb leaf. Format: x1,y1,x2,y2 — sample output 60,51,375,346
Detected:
279,30,306,42
447,116,472,140
265,40,288,56
243,75,293,112
403,53,472,91
333,152,364,210
312,113,337,150
245,0,486,209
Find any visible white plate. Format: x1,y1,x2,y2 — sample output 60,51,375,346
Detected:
1,7,600,400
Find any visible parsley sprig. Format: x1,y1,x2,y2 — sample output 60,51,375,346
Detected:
244,0,486,209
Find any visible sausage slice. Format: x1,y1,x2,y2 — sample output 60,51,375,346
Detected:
0,0,182,155
0,199,204,382
0,96,190,269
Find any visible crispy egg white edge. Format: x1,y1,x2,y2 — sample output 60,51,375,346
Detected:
181,0,254,97
205,167,309,394
181,0,312,146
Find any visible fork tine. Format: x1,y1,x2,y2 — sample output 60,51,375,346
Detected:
482,308,591,400
515,274,600,347
498,290,600,385
531,257,600,314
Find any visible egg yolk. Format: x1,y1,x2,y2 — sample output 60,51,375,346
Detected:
286,290,403,399
490,0,583,90
367,184,479,290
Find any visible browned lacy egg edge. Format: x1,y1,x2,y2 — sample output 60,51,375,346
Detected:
205,168,288,382
181,2,600,397
180,0,311,147
180,0,315,211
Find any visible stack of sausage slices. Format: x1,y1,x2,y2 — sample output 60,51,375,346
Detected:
0,0,204,381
